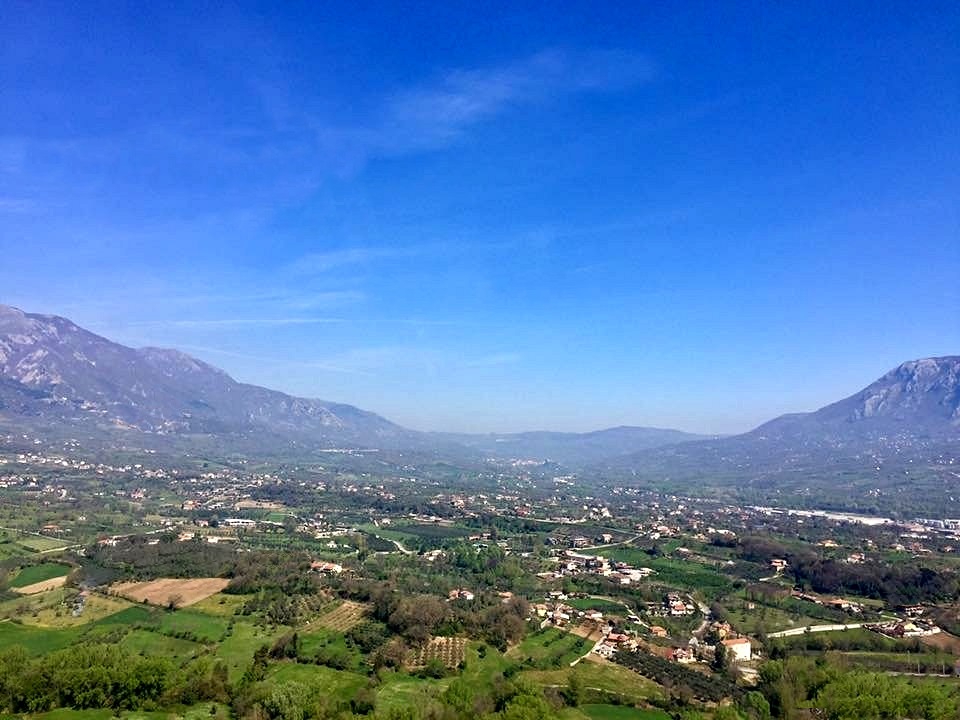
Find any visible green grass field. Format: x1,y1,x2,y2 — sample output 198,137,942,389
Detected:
376,671,453,711
356,522,472,548
152,607,230,643
0,536,30,561
298,627,364,670
215,620,290,683
9,562,72,588
0,588,132,628
190,592,249,617
600,549,731,596
460,641,513,683
567,597,627,614
75,603,229,643
26,703,230,720
511,627,589,667
519,658,664,706
0,620,82,654
723,599,822,636
15,535,72,552
120,628,204,660
267,661,368,697
94,605,156,626
580,704,671,720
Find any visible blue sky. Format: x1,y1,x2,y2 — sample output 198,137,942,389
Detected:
1,1,958,434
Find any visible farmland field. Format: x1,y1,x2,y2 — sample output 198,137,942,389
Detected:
314,600,370,631
723,598,822,636
93,605,155,627
110,577,229,607
356,522,472,548
14,535,72,552
0,536,30,561
12,575,69,595
0,590,132,627
86,603,230,643
411,635,468,667
921,630,960,653
9,562,72,588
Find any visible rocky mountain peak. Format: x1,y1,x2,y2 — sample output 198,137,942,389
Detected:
833,356,960,424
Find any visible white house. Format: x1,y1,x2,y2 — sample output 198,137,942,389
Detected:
722,637,752,662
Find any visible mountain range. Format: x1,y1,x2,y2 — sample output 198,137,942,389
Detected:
0,304,957,477
599,357,959,512
0,304,702,461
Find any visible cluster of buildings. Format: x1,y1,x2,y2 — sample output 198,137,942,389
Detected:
647,592,695,618
791,591,864,614
542,550,656,585
593,630,638,659
310,560,344,575
866,619,941,639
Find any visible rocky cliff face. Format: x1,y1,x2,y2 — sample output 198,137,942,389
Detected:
0,304,412,449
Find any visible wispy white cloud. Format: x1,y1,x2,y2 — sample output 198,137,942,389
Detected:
285,237,525,277
316,49,655,170
0,47,655,227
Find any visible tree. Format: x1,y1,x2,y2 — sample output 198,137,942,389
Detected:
712,642,729,673
372,638,409,670
563,668,584,707
388,595,448,644
261,681,312,720
742,690,771,720
350,687,376,715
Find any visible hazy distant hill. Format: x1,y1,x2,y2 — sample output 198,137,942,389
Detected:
437,426,707,466
0,304,698,462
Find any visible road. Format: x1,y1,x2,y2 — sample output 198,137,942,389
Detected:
369,534,414,555
389,538,415,555
687,594,713,638
39,544,82,554
571,630,607,667
768,623,863,638
582,534,643,551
